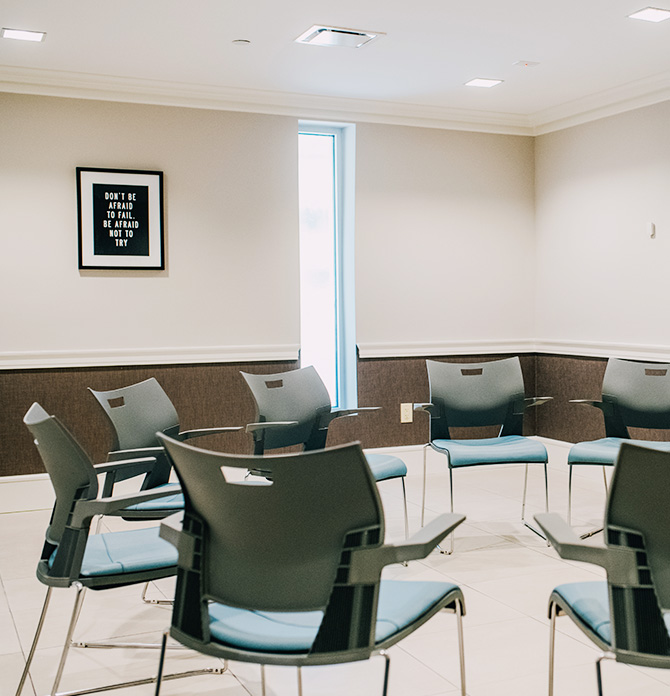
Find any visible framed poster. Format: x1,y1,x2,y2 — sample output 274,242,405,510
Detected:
77,167,164,270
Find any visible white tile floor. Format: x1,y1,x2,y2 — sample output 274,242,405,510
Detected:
2,440,670,696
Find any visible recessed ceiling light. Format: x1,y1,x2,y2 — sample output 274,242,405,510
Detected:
1,27,46,42
295,25,383,48
465,78,504,88
627,7,670,21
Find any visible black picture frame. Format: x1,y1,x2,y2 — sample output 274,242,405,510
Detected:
77,167,164,270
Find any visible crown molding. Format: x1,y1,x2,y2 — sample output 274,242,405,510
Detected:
2,65,670,138
531,71,670,135
0,66,534,136
0,344,300,370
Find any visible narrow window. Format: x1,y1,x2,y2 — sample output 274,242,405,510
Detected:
298,123,356,408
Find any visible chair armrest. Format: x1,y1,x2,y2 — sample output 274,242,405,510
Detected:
94,456,158,497
93,456,157,475
534,513,609,567
107,447,164,461
70,485,181,528
524,396,553,408
159,512,184,548
413,402,435,414
179,426,243,440
331,407,381,418
245,421,299,434
569,399,606,411
348,513,466,583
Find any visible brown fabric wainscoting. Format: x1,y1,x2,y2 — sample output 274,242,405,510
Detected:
0,361,297,477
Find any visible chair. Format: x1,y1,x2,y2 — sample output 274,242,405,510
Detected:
241,366,410,538
154,437,467,696
89,376,242,518
567,358,670,535
15,403,224,696
535,442,670,696
414,357,551,552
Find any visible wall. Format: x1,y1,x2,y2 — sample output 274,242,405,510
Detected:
0,93,301,368
355,123,536,357
534,100,670,355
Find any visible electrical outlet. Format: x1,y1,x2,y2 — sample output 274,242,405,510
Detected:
400,403,413,423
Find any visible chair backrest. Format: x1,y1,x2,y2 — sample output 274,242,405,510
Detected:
89,377,181,450
241,366,332,451
426,357,526,439
159,435,385,654
601,358,670,435
604,443,670,659
23,403,98,546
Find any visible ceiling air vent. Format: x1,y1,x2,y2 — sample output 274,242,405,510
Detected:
295,25,383,48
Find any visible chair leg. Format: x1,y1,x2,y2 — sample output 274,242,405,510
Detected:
141,581,173,606
548,601,557,696
595,653,614,696
154,630,169,696
439,467,455,555
521,462,548,541
455,598,466,696
380,650,391,696
567,464,573,526
400,477,409,540
297,666,303,696
421,444,429,528
15,586,53,696
261,664,267,696
51,581,87,696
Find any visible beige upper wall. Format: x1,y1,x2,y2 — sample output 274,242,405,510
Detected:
0,93,300,365
3,89,668,367
355,123,536,353
535,100,670,353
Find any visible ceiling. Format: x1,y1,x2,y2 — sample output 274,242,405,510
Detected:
2,0,670,135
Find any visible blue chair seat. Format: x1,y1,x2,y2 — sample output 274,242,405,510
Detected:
568,437,670,466
123,483,184,512
208,579,460,652
366,453,408,481
553,582,611,645
431,435,547,468
50,526,178,577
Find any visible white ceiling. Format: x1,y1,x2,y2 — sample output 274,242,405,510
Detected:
2,0,670,134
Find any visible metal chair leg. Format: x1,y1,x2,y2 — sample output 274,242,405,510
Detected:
261,664,267,696
548,601,557,696
439,466,455,555
15,586,53,696
521,462,548,541
154,630,169,696
51,582,87,696
400,477,409,540
455,598,466,696
595,653,614,696
141,581,173,606
567,464,573,526
421,444,429,527
297,666,303,696
380,650,391,696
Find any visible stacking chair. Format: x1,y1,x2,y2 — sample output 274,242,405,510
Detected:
89,377,242,518
16,403,224,696
415,357,551,552
567,358,670,535
535,442,670,696
154,437,467,696
241,366,410,538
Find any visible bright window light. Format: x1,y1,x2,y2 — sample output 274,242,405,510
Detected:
627,7,670,21
465,78,504,88
298,124,357,409
1,28,46,42
298,132,338,403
